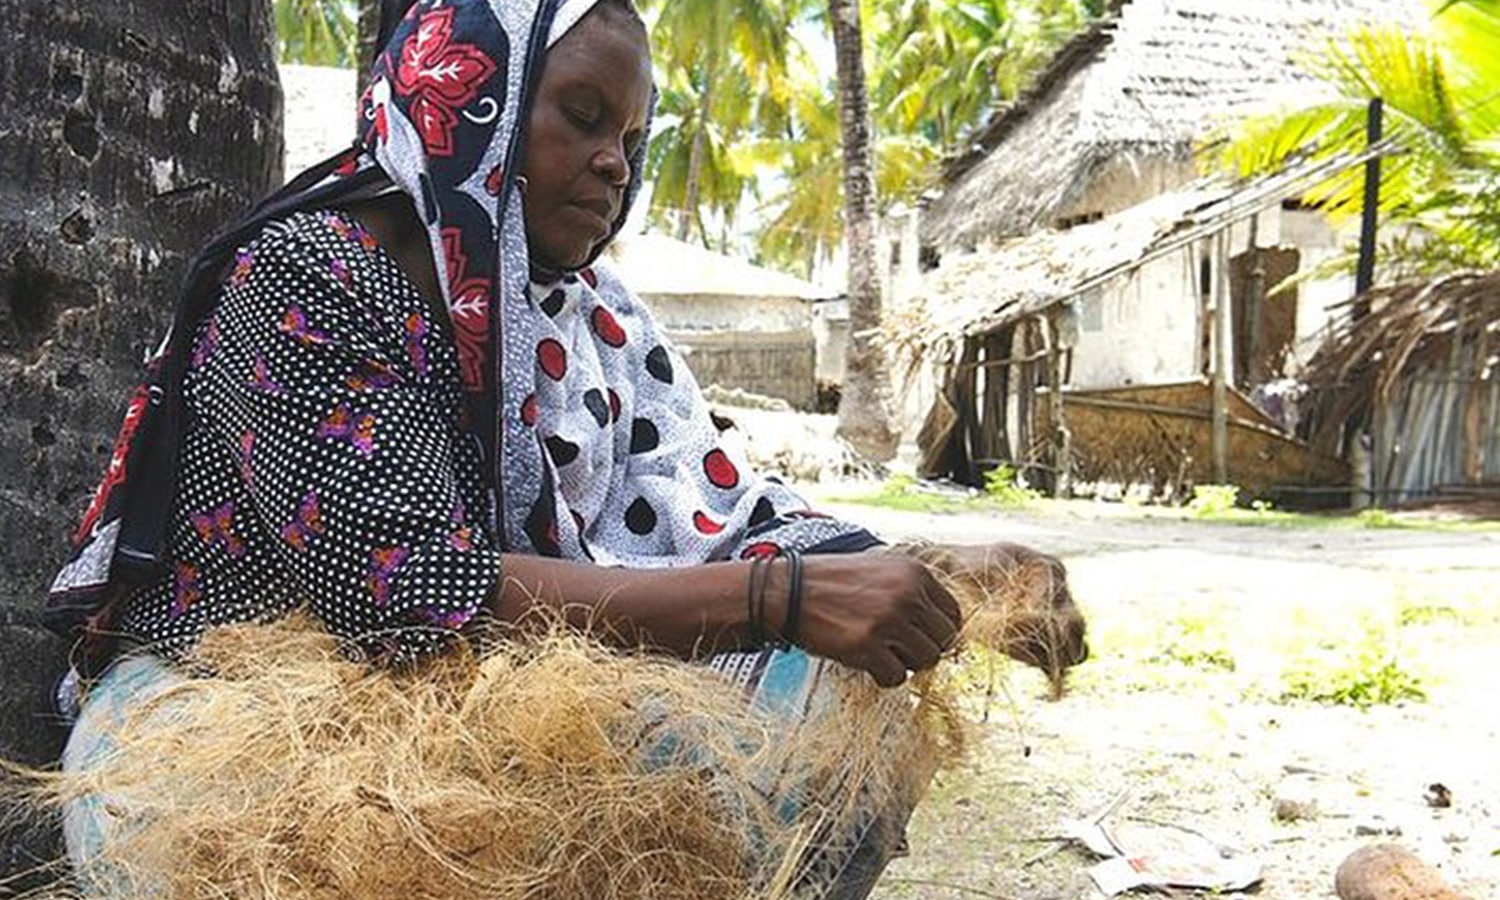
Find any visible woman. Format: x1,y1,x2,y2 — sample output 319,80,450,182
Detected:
48,0,1086,895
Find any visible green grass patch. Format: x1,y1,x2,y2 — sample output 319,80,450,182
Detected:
830,472,1040,515
1279,623,1428,709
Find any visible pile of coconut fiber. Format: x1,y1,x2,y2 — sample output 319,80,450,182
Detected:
14,543,1086,900
30,614,975,900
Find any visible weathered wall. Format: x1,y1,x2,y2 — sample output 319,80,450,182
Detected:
671,330,818,410
1068,247,1203,389
0,0,282,880
647,292,819,409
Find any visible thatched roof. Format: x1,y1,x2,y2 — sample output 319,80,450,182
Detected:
920,0,1418,250
902,148,1383,361
1301,271,1500,449
912,181,1229,354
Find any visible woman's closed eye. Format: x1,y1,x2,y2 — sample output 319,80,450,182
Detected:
565,104,602,131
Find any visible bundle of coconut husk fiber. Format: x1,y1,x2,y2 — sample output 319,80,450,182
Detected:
24,607,974,900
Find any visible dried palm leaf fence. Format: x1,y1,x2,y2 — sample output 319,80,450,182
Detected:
899,152,1378,499
1300,271,1500,506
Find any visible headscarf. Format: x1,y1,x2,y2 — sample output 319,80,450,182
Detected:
48,0,875,654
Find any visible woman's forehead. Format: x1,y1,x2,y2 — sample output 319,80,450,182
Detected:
545,11,652,114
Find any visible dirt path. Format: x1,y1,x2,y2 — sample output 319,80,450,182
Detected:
804,495,1500,900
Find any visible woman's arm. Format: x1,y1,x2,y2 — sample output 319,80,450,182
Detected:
490,552,963,687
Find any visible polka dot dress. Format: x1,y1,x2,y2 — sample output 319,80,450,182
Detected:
117,211,499,661
117,210,879,663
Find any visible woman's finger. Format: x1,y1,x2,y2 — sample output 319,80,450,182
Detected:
909,601,959,653
890,630,944,673
862,649,908,688
919,571,963,629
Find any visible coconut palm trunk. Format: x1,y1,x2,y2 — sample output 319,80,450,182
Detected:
0,0,282,879
828,0,899,461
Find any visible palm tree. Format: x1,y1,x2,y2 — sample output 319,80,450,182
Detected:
756,0,1101,279
827,0,900,460
274,0,360,67
639,0,796,245
0,0,284,879
1214,0,1500,276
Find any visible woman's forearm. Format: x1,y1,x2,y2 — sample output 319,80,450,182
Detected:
487,554,767,659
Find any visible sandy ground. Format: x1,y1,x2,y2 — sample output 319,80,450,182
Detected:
795,489,1500,900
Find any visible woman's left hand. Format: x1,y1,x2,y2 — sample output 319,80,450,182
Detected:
912,542,1088,679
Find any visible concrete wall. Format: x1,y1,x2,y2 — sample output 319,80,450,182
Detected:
1069,247,1204,388
811,299,849,384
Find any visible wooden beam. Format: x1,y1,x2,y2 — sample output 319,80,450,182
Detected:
1044,312,1072,498
1212,231,1231,484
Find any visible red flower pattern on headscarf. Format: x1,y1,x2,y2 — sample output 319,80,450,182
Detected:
441,228,490,390
394,7,498,157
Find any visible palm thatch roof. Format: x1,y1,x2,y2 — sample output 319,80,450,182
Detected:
920,0,1418,251
1301,271,1500,457
898,148,1384,363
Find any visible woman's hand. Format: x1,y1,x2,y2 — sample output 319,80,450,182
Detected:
778,554,963,688
912,542,1088,686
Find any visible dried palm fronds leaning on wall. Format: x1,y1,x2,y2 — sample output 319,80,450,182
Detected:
13,546,1085,900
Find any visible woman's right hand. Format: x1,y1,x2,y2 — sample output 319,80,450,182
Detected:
778,554,962,687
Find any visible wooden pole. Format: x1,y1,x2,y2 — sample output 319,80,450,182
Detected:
1045,312,1072,498
1212,231,1231,484
1462,305,1489,484
1246,214,1265,385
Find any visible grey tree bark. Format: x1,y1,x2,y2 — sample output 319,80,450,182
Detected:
0,0,283,882
828,0,898,462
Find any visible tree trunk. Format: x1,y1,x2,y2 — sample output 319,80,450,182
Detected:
828,0,898,462
0,0,282,881
356,0,381,105
677,68,713,244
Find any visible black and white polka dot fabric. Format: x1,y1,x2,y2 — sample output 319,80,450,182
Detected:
117,210,877,662
118,211,500,662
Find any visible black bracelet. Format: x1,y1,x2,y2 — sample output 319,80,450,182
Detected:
782,550,804,645
745,556,767,645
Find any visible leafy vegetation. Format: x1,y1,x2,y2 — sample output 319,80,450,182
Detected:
274,0,360,68
641,0,1103,275
1213,0,1500,276
981,464,1040,506
1281,647,1428,709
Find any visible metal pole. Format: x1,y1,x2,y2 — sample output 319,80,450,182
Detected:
1212,231,1230,484
1355,97,1384,310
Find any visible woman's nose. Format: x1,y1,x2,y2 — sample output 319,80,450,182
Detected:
592,141,630,187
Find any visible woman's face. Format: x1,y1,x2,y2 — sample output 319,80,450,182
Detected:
521,8,652,272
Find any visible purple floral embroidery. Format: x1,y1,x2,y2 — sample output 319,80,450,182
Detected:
279,490,325,551
419,606,472,629
251,353,284,394
330,257,356,294
190,500,246,558
317,403,376,455
228,249,255,289
170,561,204,618
191,319,219,369
404,313,430,377
279,304,332,347
365,545,411,607
237,431,255,485
345,359,400,392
